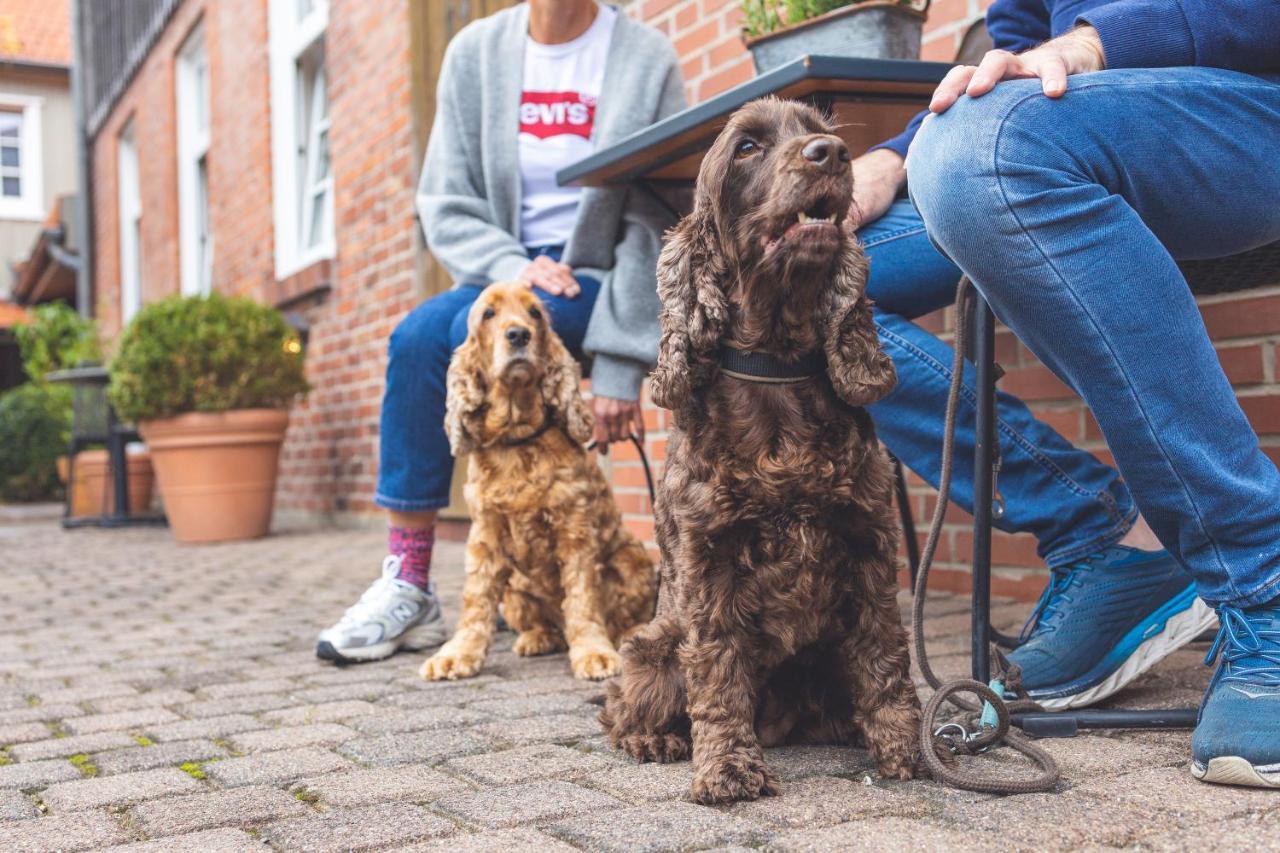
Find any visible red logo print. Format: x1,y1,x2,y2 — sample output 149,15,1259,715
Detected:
520,91,595,140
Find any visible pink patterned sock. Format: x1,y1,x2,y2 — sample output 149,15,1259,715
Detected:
388,525,434,591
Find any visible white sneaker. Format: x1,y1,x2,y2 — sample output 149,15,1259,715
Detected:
316,555,447,663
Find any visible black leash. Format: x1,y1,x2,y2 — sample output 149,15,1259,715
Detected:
587,433,657,506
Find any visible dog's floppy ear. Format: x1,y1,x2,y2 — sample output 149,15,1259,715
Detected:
649,212,729,411
823,242,896,407
541,331,593,445
444,336,488,456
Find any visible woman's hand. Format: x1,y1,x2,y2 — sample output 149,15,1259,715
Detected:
929,26,1106,115
592,396,645,451
518,255,581,298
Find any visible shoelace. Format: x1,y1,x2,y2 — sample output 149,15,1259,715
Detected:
335,555,404,626
1205,605,1280,686
1017,556,1099,643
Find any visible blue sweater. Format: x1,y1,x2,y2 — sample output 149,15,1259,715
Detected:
875,0,1280,158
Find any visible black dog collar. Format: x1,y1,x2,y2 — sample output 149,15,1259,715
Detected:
719,347,826,384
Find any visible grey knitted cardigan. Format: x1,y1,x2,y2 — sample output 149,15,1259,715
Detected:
416,5,687,400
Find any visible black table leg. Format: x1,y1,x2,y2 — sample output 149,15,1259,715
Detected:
971,299,997,684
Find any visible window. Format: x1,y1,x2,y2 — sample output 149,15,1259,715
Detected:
269,0,333,278
0,95,44,221
176,24,212,295
118,122,142,323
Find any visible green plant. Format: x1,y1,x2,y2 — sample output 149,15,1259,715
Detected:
14,302,101,382
0,382,72,502
743,0,918,37
108,293,309,423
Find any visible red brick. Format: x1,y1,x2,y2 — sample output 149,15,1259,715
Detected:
698,55,753,100
1216,342,1266,385
1240,394,1280,435
707,34,746,69
674,19,719,59
1200,292,1280,339
920,36,958,63
674,3,698,32
998,364,1075,402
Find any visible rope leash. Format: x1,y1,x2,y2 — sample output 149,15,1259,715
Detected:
911,277,1061,794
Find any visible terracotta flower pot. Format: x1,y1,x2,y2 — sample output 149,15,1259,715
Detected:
138,408,289,544
60,449,155,518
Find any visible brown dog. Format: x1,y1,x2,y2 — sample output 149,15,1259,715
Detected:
601,98,922,803
420,282,656,682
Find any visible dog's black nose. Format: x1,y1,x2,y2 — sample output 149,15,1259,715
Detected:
801,136,850,173
505,326,531,347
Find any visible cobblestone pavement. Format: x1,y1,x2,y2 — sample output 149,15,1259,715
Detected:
1,521,1276,852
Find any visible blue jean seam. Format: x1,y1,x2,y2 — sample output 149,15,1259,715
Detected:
988,89,1235,597
877,319,1108,504
861,223,928,249
373,492,452,512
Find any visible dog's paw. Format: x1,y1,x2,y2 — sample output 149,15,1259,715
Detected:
691,754,781,804
419,652,484,681
617,732,691,763
513,630,566,657
570,648,622,680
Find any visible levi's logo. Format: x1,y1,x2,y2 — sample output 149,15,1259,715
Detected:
520,91,596,140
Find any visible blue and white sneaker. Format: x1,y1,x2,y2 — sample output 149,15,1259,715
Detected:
1007,546,1217,710
1192,601,1280,788
316,555,447,663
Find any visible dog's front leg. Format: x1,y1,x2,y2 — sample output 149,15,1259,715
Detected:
420,516,510,681
559,537,622,680
681,628,781,804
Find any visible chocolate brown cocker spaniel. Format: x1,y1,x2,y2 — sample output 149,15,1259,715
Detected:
420,282,656,682
601,99,923,803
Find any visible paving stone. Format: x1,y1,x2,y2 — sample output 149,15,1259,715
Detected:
474,712,602,746
261,700,379,726
40,767,203,812
0,722,52,745
483,674,602,698
35,683,138,705
338,730,489,767
1070,766,1280,827
88,690,198,713
942,790,1171,848
0,789,38,820
0,758,83,789
0,810,130,852
258,802,456,851
583,760,696,801
436,780,625,829
10,731,138,762
446,744,612,785
290,681,397,704
727,776,930,829
177,694,296,718
291,764,468,807
386,681,502,708
349,706,489,735
101,827,264,852
199,678,299,699
762,745,875,781
402,828,579,852
1138,810,1280,852
146,714,268,742
92,739,227,775
0,704,86,726
62,708,181,736
467,693,594,720
129,784,308,836
226,723,358,753
204,746,352,787
766,817,1006,852
547,801,773,852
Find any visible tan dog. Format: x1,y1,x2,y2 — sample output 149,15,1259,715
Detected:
420,282,657,682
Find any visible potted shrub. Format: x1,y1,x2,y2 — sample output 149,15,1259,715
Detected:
742,0,929,73
108,294,308,543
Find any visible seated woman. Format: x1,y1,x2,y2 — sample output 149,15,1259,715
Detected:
316,0,684,663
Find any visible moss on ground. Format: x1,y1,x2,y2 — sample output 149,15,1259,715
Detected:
178,761,206,780
68,754,98,777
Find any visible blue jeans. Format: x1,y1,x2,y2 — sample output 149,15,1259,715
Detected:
909,68,1280,609
860,199,1135,569
375,247,600,511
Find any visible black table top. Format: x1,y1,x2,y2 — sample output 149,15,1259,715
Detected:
558,54,952,188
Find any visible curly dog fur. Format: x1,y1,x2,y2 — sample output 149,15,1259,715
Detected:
420,283,656,682
601,99,923,803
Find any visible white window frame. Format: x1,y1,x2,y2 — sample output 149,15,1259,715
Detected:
118,122,142,324
268,0,334,280
0,94,44,222
176,23,212,296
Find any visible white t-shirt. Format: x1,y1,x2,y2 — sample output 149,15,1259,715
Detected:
518,3,616,248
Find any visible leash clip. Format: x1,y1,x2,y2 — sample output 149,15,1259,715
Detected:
933,722,991,755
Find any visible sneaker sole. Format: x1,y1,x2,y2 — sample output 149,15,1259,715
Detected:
1034,593,1217,710
315,615,448,664
1192,756,1280,788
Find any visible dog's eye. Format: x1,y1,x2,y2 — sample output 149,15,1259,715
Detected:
528,306,542,321
735,139,759,158
482,307,496,321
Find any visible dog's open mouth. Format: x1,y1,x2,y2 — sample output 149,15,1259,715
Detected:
763,194,845,258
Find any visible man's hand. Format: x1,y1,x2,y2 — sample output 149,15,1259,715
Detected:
517,255,581,298
929,25,1106,114
592,396,644,451
849,148,906,229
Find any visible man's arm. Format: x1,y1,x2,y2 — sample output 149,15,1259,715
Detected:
1078,0,1280,72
